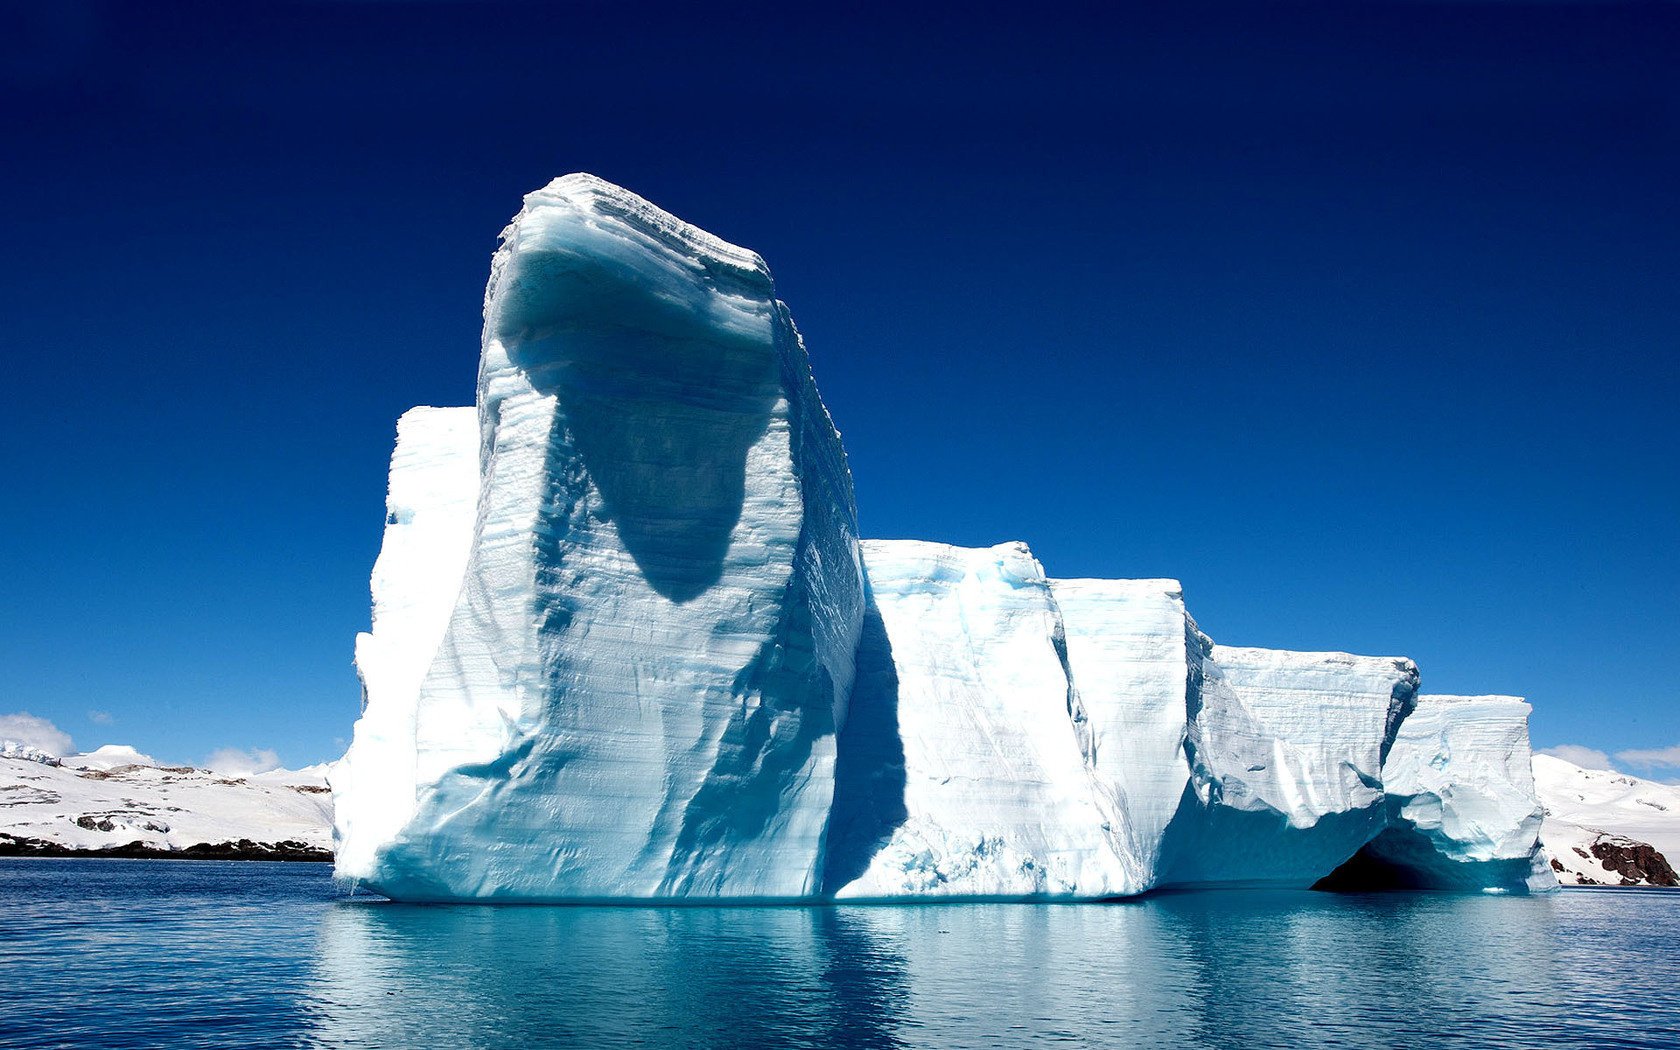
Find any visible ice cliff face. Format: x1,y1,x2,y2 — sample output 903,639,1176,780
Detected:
334,173,1555,901
1161,646,1420,887
1318,695,1554,891
336,175,865,900
825,542,1133,900
1050,579,1196,884
333,406,479,878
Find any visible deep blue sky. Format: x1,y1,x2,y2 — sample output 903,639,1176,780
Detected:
2,1,1676,771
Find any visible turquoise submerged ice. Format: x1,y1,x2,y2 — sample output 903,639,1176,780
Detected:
332,175,1552,900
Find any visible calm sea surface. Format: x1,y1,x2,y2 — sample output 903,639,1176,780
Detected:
1,859,1677,1048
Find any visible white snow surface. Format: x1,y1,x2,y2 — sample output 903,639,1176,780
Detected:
64,744,159,771
335,174,865,900
1535,754,1680,886
0,751,331,852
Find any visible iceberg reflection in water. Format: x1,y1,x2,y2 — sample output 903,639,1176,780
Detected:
308,889,1680,1049
3,861,1679,1048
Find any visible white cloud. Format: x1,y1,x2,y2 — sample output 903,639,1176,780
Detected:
1614,745,1680,771
87,710,113,725
0,712,73,757
204,747,282,777
1537,744,1615,771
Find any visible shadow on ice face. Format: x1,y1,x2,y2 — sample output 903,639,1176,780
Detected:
495,243,781,603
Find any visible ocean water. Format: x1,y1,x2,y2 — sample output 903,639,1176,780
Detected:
1,860,1676,1049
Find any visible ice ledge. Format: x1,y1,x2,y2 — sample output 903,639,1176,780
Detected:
511,173,772,287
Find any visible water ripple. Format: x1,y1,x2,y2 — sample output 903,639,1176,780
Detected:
1,861,1676,1048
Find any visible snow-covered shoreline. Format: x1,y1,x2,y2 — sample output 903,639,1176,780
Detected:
0,838,330,862
1,747,333,862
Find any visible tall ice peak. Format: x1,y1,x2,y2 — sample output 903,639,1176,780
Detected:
335,171,865,900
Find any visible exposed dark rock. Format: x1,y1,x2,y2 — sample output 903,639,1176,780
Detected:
0,833,331,862
1589,838,1679,887
0,786,60,807
1550,857,1564,873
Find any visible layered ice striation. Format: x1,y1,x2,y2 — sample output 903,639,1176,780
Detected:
825,541,1133,900
335,175,865,900
1317,695,1552,892
334,173,1555,901
1050,578,1197,886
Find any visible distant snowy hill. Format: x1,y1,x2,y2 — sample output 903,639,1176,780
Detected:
63,744,158,771
1536,755,1680,887
0,742,332,860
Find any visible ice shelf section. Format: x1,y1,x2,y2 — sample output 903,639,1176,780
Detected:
1050,578,1197,887
827,541,1134,900
1319,695,1554,892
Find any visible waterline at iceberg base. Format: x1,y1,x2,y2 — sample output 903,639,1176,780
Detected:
331,175,1554,902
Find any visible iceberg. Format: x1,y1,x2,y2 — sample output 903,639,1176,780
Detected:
828,560,1436,897
332,173,1560,901
334,175,865,900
